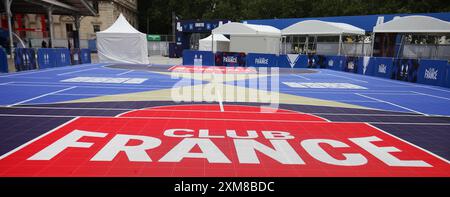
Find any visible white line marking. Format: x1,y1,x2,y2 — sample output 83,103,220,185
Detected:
0,117,79,160
410,91,450,101
280,90,414,94
53,93,106,96
212,73,224,112
0,64,100,78
355,93,428,116
324,69,450,93
0,82,13,85
5,83,162,90
57,68,99,76
366,123,450,164
216,88,224,112
8,81,174,88
291,74,311,80
313,113,442,117
283,91,416,95
116,70,134,76
6,106,133,111
325,73,368,83
8,86,77,107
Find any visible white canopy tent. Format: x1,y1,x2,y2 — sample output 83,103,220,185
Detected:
282,20,365,35
373,15,450,59
212,22,282,54
97,14,149,64
281,20,366,55
373,15,450,33
199,34,230,52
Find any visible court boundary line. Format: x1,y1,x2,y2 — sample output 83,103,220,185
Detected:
4,83,167,90
116,70,135,76
7,81,177,88
366,123,450,164
325,73,368,83
0,64,104,78
0,117,80,160
354,93,428,116
410,91,450,101
290,74,311,81
7,86,77,107
57,68,100,76
322,69,450,93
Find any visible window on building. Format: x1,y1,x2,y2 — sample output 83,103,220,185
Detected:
93,25,100,32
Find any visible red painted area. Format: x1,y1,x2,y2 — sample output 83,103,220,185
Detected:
169,65,257,74
0,105,448,177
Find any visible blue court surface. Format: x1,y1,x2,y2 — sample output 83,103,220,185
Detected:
0,63,449,177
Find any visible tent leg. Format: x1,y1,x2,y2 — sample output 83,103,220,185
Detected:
338,34,342,56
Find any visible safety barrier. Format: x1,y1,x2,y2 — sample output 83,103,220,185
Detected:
417,59,448,87
246,53,278,67
80,49,92,64
0,48,7,73
182,49,450,88
2,48,92,72
37,48,72,69
182,50,214,66
215,52,246,67
14,48,37,71
71,48,81,65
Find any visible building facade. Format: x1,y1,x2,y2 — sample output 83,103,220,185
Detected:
17,0,138,48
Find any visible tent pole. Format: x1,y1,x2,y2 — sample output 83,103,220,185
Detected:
314,35,317,54
305,36,309,54
338,34,342,56
370,32,375,57
361,35,365,56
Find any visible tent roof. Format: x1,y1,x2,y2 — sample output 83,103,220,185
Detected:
373,15,450,33
212,22,281,36
98,14,142,34
282,20,365,35
200,34,230,42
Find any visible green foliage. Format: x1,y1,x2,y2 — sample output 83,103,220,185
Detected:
138,0,450,34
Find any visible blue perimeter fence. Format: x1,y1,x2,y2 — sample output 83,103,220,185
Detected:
0,48,92,73
183,50,450,88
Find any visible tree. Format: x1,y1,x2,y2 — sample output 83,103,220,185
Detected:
138,0,450,34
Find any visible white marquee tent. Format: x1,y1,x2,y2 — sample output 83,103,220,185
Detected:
373,15,450,33
212,22,282,54
199,34,230,52
373,15,450,59
281,20,366,55
282,20,365,35
97,14,149,64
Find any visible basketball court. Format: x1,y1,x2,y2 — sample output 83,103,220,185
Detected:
0,62,448,177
